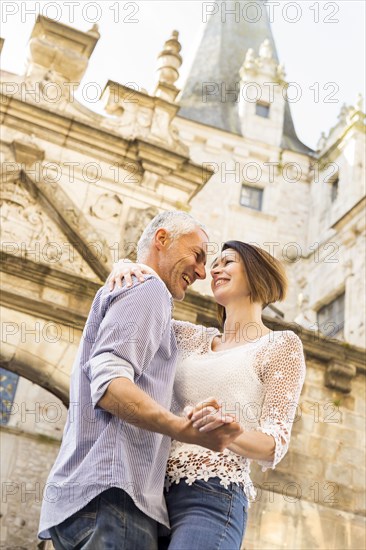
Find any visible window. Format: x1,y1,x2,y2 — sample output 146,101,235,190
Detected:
0,367,19,425
256,102,270,118
240,184,263,211
331,176,339,202
317,293,345,339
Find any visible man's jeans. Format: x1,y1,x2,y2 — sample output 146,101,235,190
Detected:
49,487,157,550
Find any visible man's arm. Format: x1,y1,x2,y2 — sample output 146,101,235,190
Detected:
88,279,242,452
99,377,243,452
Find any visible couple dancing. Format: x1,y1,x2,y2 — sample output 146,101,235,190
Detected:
38,210,306,549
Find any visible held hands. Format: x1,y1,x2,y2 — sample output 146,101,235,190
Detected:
107,259,158,290
181,397,243,452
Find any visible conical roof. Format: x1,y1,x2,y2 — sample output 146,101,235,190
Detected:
178,1,313,155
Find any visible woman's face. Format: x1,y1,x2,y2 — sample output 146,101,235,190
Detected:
210,248,251,306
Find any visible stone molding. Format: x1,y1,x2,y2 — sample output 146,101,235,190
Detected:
325,359,357,393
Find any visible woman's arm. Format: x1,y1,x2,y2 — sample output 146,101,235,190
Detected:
190,405,275,462
190,332,306,466
252,332,306,470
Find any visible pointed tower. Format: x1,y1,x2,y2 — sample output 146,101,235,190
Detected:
178,0,312,154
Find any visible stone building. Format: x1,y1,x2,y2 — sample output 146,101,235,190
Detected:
0,6,365,550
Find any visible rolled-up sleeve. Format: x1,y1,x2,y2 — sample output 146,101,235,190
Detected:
84,277,172,409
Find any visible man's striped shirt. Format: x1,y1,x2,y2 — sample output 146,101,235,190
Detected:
38,275,178,539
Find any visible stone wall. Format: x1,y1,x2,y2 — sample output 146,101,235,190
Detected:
245,355,366,549
0,379,66,549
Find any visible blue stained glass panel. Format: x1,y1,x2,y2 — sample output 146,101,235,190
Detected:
0,367,19,425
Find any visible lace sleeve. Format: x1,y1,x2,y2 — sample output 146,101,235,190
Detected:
172,320,220,359
256,331,306,471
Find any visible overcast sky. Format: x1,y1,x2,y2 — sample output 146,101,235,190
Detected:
1,1,365,149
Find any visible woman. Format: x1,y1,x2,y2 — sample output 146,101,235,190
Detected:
108,241,306,550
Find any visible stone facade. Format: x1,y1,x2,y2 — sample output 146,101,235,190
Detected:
0,10,365,550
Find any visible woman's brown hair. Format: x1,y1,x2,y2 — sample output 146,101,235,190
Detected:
216,241,288,328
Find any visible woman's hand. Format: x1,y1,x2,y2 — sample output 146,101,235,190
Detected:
107,259,159,290
184,397,237,433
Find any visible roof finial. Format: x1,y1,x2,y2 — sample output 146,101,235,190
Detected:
154,30,182,102
88,23,100,38
243,48,256,70
259,38,273,60
356,93,364,112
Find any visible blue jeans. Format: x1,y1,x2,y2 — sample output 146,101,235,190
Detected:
49,487,157,550
159,477,248,550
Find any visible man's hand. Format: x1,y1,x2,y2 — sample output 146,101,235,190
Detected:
184,397,237,433
175,416,243,452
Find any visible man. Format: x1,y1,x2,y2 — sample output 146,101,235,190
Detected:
38,211,242,549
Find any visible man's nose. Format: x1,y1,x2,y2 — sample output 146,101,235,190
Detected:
195,262,206,280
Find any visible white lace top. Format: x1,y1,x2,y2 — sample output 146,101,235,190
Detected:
166,321,306,504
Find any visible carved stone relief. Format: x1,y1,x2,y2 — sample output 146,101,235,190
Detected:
123,206,159,259
90,193,123,220
0,179,98,280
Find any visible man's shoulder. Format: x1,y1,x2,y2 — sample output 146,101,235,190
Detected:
134,274,172,302
99,274,172,313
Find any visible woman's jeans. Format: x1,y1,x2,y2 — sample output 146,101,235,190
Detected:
159,477,249,550
49,487,157,550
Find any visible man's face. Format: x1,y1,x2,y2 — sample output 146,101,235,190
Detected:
158,227,208,300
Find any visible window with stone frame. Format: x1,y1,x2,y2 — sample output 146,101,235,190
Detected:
317,292,345,339
240,184,263,211
255,102,270,118
330,174,339,202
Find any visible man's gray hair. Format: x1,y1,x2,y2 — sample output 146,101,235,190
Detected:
137,210,207,261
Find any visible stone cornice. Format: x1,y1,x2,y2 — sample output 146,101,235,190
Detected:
330,196,366,232
31,15,99,58
0,253,100,328
0,93,213,201
1,289,87,331
317,114,366,165
1,252,100,298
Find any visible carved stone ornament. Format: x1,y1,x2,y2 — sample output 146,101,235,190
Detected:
101,81,189,155
90,193,123,220
0,179,97,280
324,358,357,393
123,206,159,259
239,39,280,82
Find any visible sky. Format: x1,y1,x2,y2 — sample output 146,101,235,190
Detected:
0,0,365,149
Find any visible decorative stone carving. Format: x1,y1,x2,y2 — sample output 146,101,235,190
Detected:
26,16,99,83
24,16,100,109
123,206,159,259
90,193,123,220
101,81,188,155
325,358,357,393
259,38,273,60
240,39,281,82
242,48,256,72
0,179,97,279
18,163,111,279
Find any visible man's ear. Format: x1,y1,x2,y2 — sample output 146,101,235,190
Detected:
154,228,170,250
